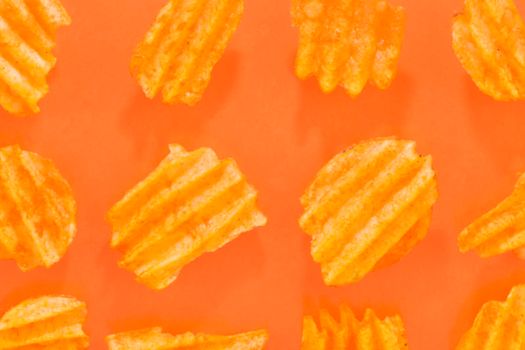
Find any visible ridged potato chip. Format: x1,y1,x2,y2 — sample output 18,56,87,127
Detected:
299,138,438,286
456,284,525,349
130,0,243,106
0,0,71,116
291,0,405,97
458,173,525,257
0,295,88,349
107,327,269,350
302,305,408,349
452,0,525,100
108,144,267,290
0,145,77,271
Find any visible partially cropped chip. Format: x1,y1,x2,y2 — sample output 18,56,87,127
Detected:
299,138,438,286
456,284,525,349
0,0,71,116
291,0,405,97
458,172,525,257
0,295,88,349
452,0,525,100
302,305,408,349
0,145,77,271
106,327,269,350
108,144,267,289
130,0,243,106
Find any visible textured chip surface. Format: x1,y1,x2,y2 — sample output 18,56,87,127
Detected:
299,138,438,286
0,295,89,349
458,172,525,258
108,144,267,290
0,0,71,116
452,0,525,100
107,327,269,350
456,284,525,349
0,145,77,271
302,305,408,349
291,0,405,97
130,0,243,106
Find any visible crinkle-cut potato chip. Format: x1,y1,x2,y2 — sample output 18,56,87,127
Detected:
458,172,525,257
452,0,525,100
0,0,71,116
0,295,89,349
106,327,269,350
130,0,243,106
108,144,267,290
291,0,405,97
0,145,77,271
456,284,525,349
299,138,438,286
302,305,408,349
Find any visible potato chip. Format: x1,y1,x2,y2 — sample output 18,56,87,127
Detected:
452,0,525,100
291,0,405,97
0,295,89,349
299,138,438,286
130,0,243,106
108,144,267,290
0,145,77,271
456,284,525,349
106,327,269,350
0,0,71,116
302,305,408,349
458,173,525,257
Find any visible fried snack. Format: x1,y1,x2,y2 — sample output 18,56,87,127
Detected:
452,0,525,100
458,173,525,257
130,0,243,106
0,295,88,349
302,305,408,349
299,138,438,286
108,144,267,290
0,0,71,116
107,327,269,350
0,145,77,271
456,284,525,349
291,0,405,97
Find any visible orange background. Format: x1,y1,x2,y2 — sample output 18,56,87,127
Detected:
1,0,525,348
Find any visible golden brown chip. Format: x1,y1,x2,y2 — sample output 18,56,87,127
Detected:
106,327,269,350
0,0,71,116
291,0,405,97
458,173,525,257
0,145,77,271
456,284,525,349
0,295,89,349
130,0,243,106
302,305,408,349
108,144,267,290
452,0,525,100
299,138,438,286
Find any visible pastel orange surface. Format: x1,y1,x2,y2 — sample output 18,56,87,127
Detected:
291,0,405,96
0,145,76,271
0,0,71,116
299,138,438,285
131,0,244,106
302,305,408,349
452,0,525,100
459,172,525,258
108,144,267,290
0,295,88,349
107,327,268,350
456,284,525,349
3,0,525,349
